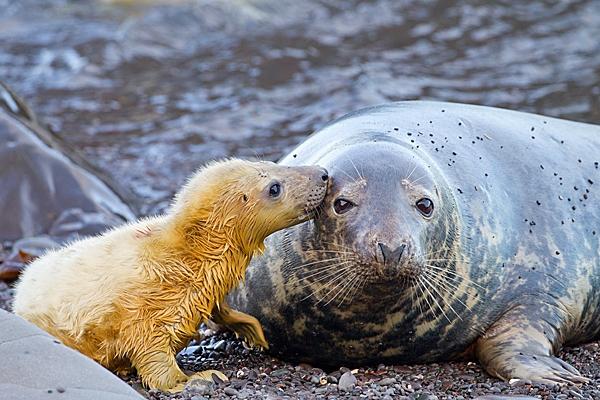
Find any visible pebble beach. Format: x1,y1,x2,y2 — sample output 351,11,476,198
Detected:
2,253,600,400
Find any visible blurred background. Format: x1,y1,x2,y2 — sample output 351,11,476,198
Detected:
1,0,599,215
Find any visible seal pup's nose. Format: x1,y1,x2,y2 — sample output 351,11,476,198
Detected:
377,242,407,266
316,168,329,186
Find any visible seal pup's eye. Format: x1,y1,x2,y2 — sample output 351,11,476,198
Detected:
334,198,354,214
269,183,282,198
416,198,434,217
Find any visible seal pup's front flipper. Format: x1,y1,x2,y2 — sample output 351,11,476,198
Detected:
211,300,269,350
132,346,227,392
474,305,588,384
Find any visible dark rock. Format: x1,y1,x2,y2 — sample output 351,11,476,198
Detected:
223,387,239,396
270,368,290,378
378,377,396,386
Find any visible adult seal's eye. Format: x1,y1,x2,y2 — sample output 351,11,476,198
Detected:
269,183,281,198
334,198,354,214
416,198,434,217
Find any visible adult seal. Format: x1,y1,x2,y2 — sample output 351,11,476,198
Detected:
229,101,600,384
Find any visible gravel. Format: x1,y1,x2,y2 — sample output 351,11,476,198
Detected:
2,244,600,399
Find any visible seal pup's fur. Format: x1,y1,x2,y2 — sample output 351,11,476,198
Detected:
13,158,328,391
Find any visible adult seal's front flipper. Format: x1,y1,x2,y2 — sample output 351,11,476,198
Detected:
475,305,588,384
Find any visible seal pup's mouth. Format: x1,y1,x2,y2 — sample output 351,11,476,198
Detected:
290,184,328,224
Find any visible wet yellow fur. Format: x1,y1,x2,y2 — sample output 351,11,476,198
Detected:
13,158,326,391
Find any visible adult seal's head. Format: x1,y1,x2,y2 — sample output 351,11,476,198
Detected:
231,101,600,385
284,141,461,309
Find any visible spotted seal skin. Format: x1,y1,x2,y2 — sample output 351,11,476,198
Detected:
229,101,600,384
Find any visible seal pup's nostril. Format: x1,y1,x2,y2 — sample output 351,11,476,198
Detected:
319,168,329,183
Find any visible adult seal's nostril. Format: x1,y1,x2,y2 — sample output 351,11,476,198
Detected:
378,242,407,266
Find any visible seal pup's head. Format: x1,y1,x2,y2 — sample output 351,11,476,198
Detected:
169,158,329,254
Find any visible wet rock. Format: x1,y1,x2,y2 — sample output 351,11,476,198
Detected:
0,81,138,243
338,371,357,392
178,345,200,356
213,339,227,352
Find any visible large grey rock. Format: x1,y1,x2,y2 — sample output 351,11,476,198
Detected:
0,81,138,243
0,309,143,400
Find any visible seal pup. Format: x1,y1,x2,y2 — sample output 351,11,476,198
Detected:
13,158,329,392
230,101,600,384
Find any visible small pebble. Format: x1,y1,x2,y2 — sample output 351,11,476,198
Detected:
183,379,215,396
224,387,239,396
378,377,396,386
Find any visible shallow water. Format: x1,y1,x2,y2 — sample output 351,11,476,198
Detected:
1,0,599,214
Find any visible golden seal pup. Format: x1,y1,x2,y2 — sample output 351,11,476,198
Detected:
13,158,329,392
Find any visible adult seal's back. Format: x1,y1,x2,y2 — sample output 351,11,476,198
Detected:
230,101,600,384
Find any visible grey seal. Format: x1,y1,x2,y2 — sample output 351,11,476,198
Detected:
230,101,600,384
